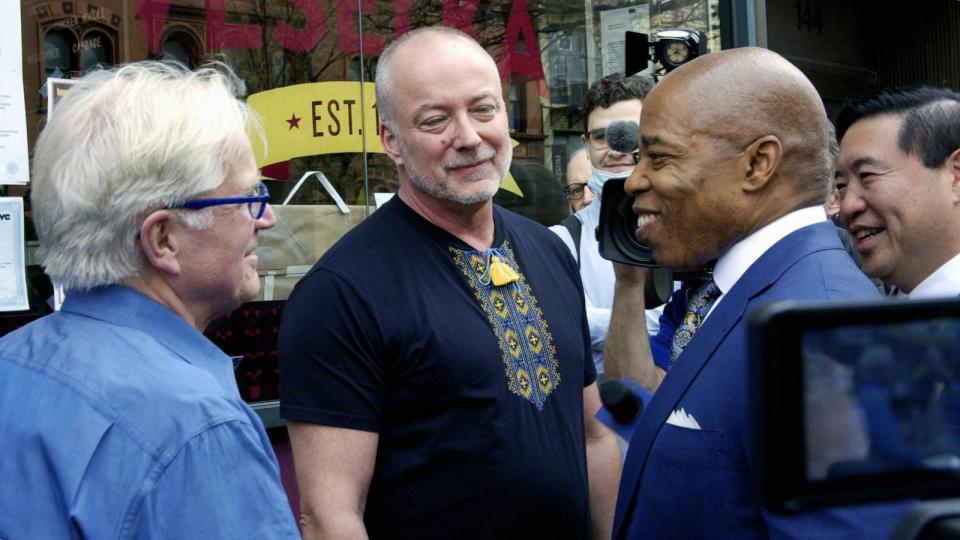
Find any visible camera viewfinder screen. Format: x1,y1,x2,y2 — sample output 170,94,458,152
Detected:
802,318,960,483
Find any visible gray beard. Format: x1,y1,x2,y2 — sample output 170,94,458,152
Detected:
398,138,511,206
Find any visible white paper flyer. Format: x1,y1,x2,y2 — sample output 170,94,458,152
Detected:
0,2,30,185
0,197,29,311
599,4,651,77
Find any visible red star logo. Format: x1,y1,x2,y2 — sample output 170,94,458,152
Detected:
286,113,301,130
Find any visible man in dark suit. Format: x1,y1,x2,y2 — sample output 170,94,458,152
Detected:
610,47,906,538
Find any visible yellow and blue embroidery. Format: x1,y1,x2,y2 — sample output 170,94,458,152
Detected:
452,241,560,411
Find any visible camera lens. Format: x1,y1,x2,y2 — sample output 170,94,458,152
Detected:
612,195,657,265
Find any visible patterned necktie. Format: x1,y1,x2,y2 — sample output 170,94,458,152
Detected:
669,279,721,365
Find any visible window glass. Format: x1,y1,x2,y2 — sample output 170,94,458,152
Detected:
24,0,721,223
44,29,75,76
161,37,193,67
79,30,112,71
13,0,722,401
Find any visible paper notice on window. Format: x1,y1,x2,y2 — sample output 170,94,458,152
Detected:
0,2,30,185
599,4,650,77
0,197,29,311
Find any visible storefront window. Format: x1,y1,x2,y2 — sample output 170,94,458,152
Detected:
161,32,200,68
78,30,113,71
12,0,722,395
22,0,722,222
43,28,75,76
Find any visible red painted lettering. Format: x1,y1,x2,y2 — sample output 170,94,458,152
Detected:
499,0,544,82
135,0,173,55
335,0,386,55
393,0,411,37
442,0,478,38
274,0,327,52
206,0,262,51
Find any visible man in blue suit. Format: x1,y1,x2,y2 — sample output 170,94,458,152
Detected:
610,47,906,538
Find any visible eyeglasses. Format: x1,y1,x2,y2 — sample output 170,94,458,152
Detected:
168,181,271,219
585,128,609,149
563,182,589,200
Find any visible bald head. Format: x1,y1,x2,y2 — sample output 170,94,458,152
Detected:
376,26,498,132
649,47,835,203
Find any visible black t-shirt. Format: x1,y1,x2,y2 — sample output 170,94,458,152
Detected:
279,197,595,539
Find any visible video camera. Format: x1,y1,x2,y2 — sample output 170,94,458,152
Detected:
751,298,960,539
594,28,710,307
626,28,708,78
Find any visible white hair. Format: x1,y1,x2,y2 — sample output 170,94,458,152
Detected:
31,61,261,291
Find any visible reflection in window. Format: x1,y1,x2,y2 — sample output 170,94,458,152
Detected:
79,31,113,72
347,56,378,82
162,39,192,67
161,31,201,69
44,29,75,76
547,29,587,108
509,83,523,132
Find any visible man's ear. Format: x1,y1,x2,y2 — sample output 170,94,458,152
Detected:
947,147,960,204
139,210,182,276
380,122,404,166
741,135,783,193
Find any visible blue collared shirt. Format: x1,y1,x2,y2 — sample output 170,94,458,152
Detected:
0,285,299,539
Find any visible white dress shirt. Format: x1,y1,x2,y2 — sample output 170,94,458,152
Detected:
707,206,828,319
907,252,960,298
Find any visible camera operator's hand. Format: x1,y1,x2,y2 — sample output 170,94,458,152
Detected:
604,263,666,392
612,261,649,283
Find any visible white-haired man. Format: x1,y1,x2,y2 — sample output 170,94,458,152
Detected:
0,63,298,538
279,26,620,540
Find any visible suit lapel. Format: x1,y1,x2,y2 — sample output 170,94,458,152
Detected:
612,284,747,537
612,222,841,538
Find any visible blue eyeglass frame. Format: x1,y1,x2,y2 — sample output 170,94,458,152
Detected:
168,181,271,219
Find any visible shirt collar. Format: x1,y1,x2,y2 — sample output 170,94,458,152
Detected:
60,285,239,393
713,206,827,296
907,252,960,298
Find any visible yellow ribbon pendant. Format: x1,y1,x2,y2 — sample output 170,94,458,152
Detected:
489,255,519,286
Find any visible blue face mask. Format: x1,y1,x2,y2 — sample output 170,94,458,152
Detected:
587,163,633,196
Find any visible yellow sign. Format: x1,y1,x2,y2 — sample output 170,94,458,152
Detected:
247,81,523,197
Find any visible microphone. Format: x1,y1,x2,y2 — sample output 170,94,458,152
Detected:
606,120,639,154
599,378,644,424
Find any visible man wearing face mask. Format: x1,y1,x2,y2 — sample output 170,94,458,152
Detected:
550,73,662,380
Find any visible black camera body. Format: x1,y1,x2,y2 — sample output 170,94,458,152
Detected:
596,179,675,308
596,178,655,267
596,178,713,307
626,28,708,77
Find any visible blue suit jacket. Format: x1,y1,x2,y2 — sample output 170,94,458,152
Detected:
613,222,907,539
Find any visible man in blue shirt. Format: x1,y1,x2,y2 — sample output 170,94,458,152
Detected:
0,62,300,538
